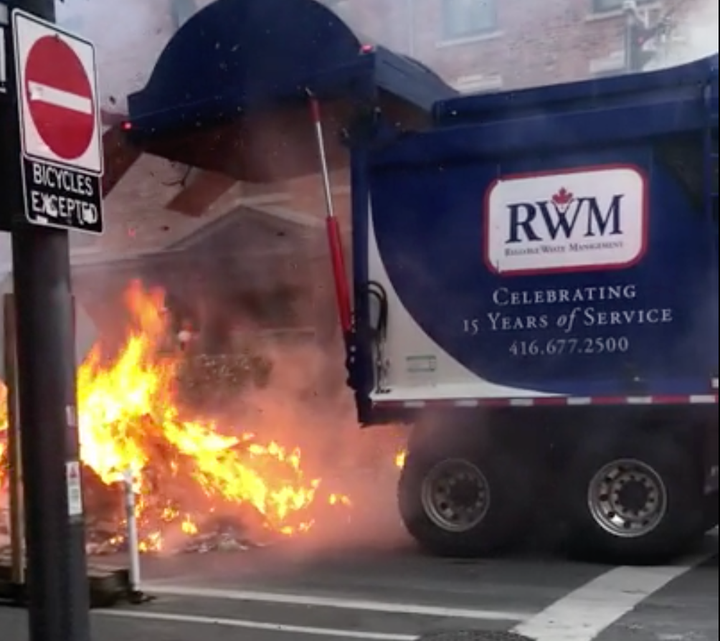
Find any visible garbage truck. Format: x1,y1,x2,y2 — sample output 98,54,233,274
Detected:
121,0,717,563
342,53,719,563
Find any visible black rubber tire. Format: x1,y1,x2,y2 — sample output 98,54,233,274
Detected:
397,436,532,558
563,432,704,564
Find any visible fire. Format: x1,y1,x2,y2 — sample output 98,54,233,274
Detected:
395,450,407,469
0,281,351,551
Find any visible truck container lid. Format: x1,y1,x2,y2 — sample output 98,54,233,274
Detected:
127,0,456,135
371,54,718,168
432,54,718,128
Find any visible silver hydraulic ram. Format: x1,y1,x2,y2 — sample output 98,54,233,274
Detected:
306,91,353,336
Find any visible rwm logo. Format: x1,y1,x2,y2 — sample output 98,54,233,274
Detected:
484,165,648,276
506,187,624,245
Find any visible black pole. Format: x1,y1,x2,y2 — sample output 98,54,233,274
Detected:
0,0,91,639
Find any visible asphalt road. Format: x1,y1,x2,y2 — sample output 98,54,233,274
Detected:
2,529,717,641
2,467,717,641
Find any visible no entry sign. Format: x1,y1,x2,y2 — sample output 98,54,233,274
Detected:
12,10,104,234
26,35,96,161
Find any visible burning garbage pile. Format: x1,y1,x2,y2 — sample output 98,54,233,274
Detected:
0,281,353,556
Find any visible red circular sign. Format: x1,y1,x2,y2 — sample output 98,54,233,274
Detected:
25,35,95,161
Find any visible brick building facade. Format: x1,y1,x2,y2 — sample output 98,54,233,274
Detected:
343,0,714,90
345,0,650,90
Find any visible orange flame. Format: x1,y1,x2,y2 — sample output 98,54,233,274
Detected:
0,281,351,550
0,386,7,483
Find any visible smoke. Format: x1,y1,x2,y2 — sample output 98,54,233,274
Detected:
53,0,719,132
55,0,179,111
48,0,412,556
170,254,413,556
71,258,411,560
659,0,719,68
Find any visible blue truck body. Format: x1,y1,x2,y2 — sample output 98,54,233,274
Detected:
349,54,718,422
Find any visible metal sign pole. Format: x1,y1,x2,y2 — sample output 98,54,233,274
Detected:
0,1,91,640
3,293,25,588
0,4,7,95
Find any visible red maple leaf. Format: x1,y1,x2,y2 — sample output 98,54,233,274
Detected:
552,187,574,206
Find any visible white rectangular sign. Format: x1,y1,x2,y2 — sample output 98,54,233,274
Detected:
66,460,84,517
484,165,648,276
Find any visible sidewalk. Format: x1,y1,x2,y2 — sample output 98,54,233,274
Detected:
0,607,280,641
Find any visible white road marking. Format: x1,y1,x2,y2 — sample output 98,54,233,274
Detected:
142,584,527,621
512,551,714,641
27,81,92,114
96,609,418,640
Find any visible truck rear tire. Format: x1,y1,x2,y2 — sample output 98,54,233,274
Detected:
563,432,704,564
398,435,531,557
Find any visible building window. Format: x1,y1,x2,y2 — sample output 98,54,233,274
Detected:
171,0,196,30
442,0,497,40
592,0,654,13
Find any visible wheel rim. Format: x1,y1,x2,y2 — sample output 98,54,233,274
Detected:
420,459,491,533
587,458,668,539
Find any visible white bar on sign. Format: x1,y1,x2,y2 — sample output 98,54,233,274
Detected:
27,81,93,115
